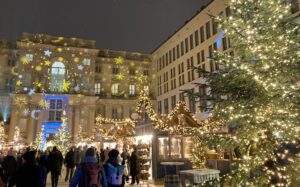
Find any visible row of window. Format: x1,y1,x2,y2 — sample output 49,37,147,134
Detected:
158,86,208,114
157,37,233,96
156,7,232,71
94,83,149,96
95,65,149,76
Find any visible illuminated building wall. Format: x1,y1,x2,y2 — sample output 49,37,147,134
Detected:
8,33,155,144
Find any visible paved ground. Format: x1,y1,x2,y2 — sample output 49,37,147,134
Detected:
46,167,163,187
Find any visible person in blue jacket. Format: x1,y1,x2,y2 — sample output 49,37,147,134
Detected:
69,147,107,187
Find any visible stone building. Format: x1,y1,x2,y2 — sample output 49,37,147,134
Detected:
8,33,154,144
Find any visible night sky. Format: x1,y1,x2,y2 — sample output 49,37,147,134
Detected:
0,0,210,53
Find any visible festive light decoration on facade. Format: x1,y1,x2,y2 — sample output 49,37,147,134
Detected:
32,125,45,150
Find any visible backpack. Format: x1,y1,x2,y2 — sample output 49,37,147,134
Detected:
105,163,125,185
82,163,102,187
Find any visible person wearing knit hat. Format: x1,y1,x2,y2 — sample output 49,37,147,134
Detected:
70,147,107,187
104,149,125,187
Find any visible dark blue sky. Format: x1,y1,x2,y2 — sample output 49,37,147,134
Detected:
0,0,210,53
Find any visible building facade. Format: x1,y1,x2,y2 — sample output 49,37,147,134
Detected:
7,33,155,144
152,0,300,116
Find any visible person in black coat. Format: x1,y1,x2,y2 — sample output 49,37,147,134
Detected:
2,148,17,185
64,146,75,182
48,146,63,187
129,147,140,185
9,150,39,187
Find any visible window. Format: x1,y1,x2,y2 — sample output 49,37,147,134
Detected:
111,83,119,95
143,70,149,76
95,64,101,73
195,30,199,46
225,7,231,17
176,44,180,59
158,137,169,160
212,18,218,35
197,52,201,65
189,34,194,50
291,0,300,13
50,61,65,92
158,101,162,114
162,55,165,68
172,47,176,61
164,98,169,114
82,77,89,90
222,37,228,51
206,21,211,39
171,137,182,159
179,92,185,102
171,95,176,109
169,50,172,64
129,84,135,96
201,50,205,62
200,26,205,43
180,41,184,56
48,99,63,121
165,53,169,66
112,67,119,74
112,108,118,119
129,69,135,75
185,38,189,53
189,89,196,113
95,83,101,95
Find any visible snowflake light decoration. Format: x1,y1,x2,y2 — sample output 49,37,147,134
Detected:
44,50,52,57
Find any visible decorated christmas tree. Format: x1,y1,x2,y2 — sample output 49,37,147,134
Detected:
53,111,72,156
32,125,45,150
0,122,5,147
13,126,20,147
190,0,300,186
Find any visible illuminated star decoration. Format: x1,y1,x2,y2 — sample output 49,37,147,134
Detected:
44,60,51,66
23,108,30,116
115,56,124,65
44,50,52,57
20,56,29,65
63,79,71,92
78,65,84,70
29,89,35,96
116,73,125,80
38,99,49,109
16,80,22,86
14,97,28,108
82,58,91,66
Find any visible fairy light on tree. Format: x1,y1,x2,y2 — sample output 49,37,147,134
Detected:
188,0,300,186
53,111,72,156
32,125,45,150
0,122,5,148
13,126,20,148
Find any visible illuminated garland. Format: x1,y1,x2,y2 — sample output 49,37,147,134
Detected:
94,115,135,141
0,122,5,147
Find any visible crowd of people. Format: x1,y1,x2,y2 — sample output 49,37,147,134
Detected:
0,145,141,187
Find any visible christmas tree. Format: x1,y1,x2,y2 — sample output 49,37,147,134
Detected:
13,126,20,147
53,111,72,156
191,0,300,186
0,122,5,148
32,125,45,150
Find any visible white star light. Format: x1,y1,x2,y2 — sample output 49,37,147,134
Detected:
83,58,91,66
78,65,84,70
29,89,35,96
23,108,30,116
44,50,52,57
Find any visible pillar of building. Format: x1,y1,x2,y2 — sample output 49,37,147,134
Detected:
67,106,74,137
36,110,43,133
87,106,95,136
74,105,81,138
26,109,36,144
106,104,112,119
8,107,19,142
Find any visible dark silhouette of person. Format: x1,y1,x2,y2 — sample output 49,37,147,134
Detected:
48,146,63,187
